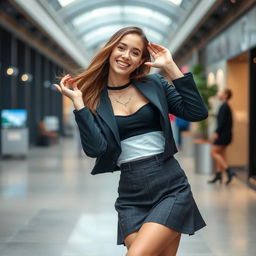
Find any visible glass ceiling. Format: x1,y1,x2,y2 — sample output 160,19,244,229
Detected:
46,0,198,60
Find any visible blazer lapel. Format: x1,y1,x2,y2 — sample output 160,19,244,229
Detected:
132,79,166,120
96,87,121,146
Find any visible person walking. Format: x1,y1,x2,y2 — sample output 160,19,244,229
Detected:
175,117,190,148
55,27,207,256
208,88,236,185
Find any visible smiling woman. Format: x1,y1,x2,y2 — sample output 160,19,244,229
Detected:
64,27,151,114
108,34,145,83
54,26,207,256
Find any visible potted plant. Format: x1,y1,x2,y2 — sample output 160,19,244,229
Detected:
192,64,218,174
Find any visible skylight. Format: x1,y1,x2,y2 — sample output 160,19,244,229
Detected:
73,7,120,27
166,0,183,5
72,6,172,28
58,0,75,7
82,25,163,47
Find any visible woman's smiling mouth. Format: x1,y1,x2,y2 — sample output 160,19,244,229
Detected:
116,60,131,68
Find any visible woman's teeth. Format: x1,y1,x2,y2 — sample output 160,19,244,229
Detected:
117,60,130,67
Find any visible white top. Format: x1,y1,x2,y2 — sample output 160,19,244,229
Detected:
117,131,165,166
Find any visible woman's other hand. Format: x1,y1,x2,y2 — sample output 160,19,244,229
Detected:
145,42,183,80
54,74,85,110
144,42,173,68
54,74,82,100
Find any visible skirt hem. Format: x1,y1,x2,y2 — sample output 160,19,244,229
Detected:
117,219,206,245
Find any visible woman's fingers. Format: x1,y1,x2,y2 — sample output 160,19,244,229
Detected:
144,62,154,67
148,43,157,54
54,84,62,93
60,74,72,88
149,42,165,51
147,46,157,59
68,78,79,90
63,77,73,88
56,75,81,99
60,75,68,89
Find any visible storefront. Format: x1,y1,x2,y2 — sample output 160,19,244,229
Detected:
200,6,256,186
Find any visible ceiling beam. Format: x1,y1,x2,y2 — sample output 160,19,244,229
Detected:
12,0,89,67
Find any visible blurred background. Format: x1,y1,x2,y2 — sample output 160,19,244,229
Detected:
0,0,256,255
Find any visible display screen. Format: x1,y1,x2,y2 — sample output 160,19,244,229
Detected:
1,109,27,128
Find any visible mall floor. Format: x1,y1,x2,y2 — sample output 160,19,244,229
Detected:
0,137,256,256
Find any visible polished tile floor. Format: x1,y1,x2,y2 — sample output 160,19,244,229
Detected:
0,137,256,256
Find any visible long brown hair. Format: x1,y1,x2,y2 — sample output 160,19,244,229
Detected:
72,26,151,113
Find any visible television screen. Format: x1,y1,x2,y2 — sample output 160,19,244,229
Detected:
1,109,27,128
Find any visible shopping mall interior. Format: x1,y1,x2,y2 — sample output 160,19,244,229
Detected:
0,0,256,255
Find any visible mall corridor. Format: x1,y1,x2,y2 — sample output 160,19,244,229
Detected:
1,0,256,256
0,137,255,256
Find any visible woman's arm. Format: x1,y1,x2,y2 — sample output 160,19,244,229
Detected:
156,73,208,121
145,42,208,121
54,75,107,157
73,107,107,157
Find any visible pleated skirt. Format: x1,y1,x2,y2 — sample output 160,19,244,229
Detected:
114,153,206,245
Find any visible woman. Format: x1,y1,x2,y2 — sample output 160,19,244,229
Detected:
208,88,236,185
55,27,207,256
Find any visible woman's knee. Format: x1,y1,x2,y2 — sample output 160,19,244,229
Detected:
126,248,157,256
124,232,138,249
211,146,221,157
211,148,217,157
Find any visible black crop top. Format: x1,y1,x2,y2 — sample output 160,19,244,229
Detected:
115,103,162,141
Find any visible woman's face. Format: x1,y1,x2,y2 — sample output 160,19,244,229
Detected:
108,33,145,77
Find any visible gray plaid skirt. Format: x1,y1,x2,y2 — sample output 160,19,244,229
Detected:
114,153,206,245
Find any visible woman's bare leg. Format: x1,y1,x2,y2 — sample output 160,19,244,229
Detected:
211,145,228,172
124,230,181,256
124,232,138,250
160,233,181,256
125,222,180,256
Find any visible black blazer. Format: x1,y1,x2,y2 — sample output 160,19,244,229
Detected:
74,73,208,175
215,102,233,143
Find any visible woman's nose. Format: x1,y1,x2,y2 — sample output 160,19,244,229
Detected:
122,50,130,59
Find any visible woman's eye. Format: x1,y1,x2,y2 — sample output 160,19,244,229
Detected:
117,46,124,50
132,51,139,56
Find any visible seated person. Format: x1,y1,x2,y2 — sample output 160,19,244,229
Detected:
37,121,58,146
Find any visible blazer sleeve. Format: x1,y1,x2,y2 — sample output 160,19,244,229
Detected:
73,107,107,157
155,73,208,121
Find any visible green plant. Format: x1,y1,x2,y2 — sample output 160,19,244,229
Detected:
192,64,218,140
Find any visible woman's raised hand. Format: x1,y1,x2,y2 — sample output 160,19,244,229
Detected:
54,74,82,101
144,42,173,68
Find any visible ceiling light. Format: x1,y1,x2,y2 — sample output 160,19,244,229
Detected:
6,66,19,76
21,73,33,82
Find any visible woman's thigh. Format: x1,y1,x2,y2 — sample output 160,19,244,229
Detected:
211,145,225,156
126,222,180,256
211,145,220,153
161,234,181,256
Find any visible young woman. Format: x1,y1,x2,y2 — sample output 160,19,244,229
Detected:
55,27,207,256
209,88,236,185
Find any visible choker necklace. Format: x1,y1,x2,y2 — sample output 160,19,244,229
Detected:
107,81,132,90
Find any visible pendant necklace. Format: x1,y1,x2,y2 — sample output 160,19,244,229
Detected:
107,81,133,107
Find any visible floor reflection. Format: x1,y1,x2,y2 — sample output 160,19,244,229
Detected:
0,137,255,256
